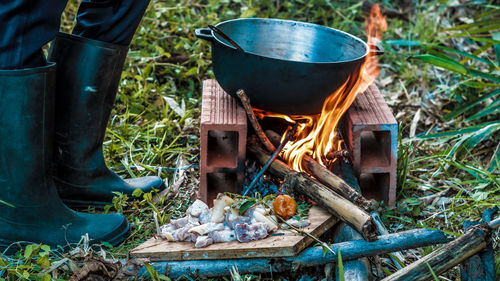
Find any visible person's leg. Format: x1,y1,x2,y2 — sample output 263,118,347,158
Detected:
0,1,130,254
0,0,67,69
73,0,151,45
49,0,164,208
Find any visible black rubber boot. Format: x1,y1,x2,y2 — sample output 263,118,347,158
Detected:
0,63,130,255
48,33,164,208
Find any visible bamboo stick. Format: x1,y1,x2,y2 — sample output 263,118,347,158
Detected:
248,142,378,241
381,225,490,281
265,130,375,211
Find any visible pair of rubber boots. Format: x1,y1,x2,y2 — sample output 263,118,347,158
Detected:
0,33,164,254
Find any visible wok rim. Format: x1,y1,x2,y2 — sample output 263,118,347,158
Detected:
212,18,370,65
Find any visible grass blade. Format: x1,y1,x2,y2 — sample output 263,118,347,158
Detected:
338,249,345,281
493,32,500,65
443,89,500,121
465,99,500,121
426,45,497,67
411,54,467,75
470,37,500,45
412,54,500,82
447,22,500,37
426,262,440,281
419,121,500,139
441,18,500,31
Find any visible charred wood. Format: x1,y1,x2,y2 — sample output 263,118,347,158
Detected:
265,130,375,211
248,142,377,241
237,89,276,152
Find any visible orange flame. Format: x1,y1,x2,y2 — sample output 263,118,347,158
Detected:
260,4,387,172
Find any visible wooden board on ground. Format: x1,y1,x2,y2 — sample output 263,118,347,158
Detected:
130,206,338,261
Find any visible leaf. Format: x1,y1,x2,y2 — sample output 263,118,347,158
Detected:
240,8,256,18
426,44,497,67
163,96,186,117
463,123,500,150
0,200,14,208
101,241,113,249
466,99,500,121
132,188,143,198
39,245,50,257
488,143,500,172
470,37,500,45
419,121,500,139
472,191,489,201
338,249,344,281
443,88,500,121
184,67,198,76
24,245,34,260
463,81,500,88
384,40,421,46
447,22,500,38
238,200,257,215
413,55,500,83
441,18,500,31
412,54,467,75
493,32,500,65
426,262,440,281
40,274,51,281
159,274,171,281
143,263,159,281
36,256,51,269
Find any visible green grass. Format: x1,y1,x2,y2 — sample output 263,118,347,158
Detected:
1,0,499,280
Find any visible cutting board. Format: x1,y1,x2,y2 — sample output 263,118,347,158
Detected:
130,206,338,261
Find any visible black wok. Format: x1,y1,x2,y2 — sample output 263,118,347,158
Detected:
195,18,381,115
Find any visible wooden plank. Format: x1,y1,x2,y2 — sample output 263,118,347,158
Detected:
130,206,338,261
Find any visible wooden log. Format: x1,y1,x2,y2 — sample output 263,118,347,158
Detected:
236,90,276,152
138,228,452,279
248,142,378,241
265,130,375,211
381,225,490,281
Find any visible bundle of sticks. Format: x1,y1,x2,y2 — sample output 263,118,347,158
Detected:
237,89,499,280
237,89,380,242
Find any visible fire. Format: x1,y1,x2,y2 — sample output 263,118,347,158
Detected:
260,4,387,172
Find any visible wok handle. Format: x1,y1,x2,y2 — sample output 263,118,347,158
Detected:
368,43,385,56
195,28,214,42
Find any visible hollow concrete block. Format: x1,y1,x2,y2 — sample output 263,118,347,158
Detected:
200,80,247,206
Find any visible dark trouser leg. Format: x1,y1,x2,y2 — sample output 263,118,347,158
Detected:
0,0,68,69
72,0,151,45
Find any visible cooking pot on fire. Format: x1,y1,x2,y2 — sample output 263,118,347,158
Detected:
195,18,382,115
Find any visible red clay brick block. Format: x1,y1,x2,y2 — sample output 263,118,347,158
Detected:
341,84,398,206
200,80,247,206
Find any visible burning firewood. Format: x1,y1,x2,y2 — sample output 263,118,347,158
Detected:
265,130,375,211
248,142,378,241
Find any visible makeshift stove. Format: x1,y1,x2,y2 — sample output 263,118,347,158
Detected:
199,79,397,207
